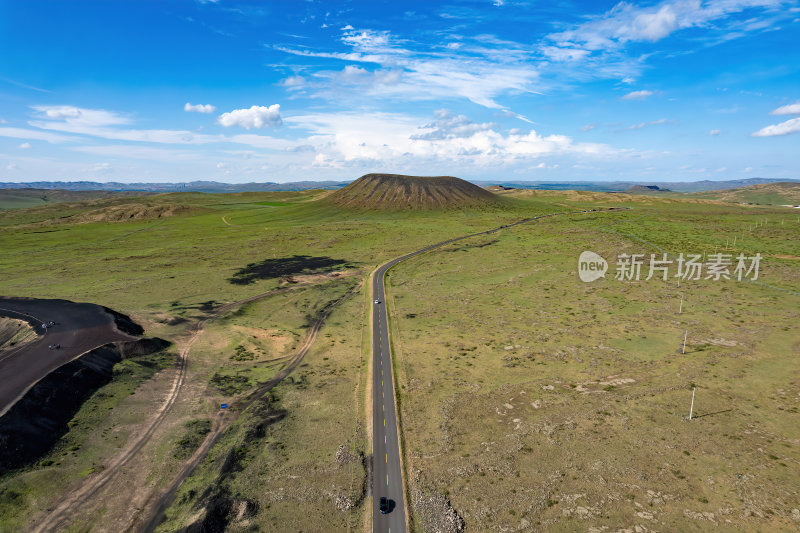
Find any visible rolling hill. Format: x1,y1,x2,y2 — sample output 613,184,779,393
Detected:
0,188,152,210
688,182,800,205
324,173,500,209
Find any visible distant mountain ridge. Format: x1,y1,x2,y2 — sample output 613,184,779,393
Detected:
0,180,350,193
474,177,799,193
0,177,796,194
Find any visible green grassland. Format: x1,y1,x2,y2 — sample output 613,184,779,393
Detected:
0,188,798,531
0,189,557,531
684,182,800,206
385,194,800,531
155,284,371,532
0,188,151,210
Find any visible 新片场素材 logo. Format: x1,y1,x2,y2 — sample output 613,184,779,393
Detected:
578,251,762,282
578,251,608,282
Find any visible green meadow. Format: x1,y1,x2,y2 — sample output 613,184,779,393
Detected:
0,189,553,531
0,189,798,531
385,193,800,531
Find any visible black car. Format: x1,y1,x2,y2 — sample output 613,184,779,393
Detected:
379,497,390,514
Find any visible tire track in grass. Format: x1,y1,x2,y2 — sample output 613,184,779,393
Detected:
30,280,347,533
137,280,363,533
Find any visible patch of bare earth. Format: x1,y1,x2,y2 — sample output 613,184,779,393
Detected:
278,269,358,286
0,317,37,353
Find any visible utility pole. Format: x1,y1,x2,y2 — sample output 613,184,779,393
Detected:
689,387,696,420
679,294,683,314
682,330,688,354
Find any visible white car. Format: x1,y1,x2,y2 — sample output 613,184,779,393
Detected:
374,299,381,304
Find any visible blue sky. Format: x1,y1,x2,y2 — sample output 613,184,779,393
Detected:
0,0,798,183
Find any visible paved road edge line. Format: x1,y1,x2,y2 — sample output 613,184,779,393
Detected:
364,267,376,533
380,268,413,533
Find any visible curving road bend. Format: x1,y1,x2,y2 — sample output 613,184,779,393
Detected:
372,208,625,533
0,297,138,416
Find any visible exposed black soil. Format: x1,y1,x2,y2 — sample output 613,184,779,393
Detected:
102,306,145,336
0,297,145,415
0,337,170,472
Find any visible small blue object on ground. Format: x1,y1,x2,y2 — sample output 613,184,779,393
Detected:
220,403,228,409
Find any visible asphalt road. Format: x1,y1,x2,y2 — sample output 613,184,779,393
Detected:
371,208,623,532
372,260,408,533
0,297,137,416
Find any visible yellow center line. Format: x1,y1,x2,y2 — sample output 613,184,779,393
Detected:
385,453,388,463
386,474,389,486
384,435,386,443
384,418,386,427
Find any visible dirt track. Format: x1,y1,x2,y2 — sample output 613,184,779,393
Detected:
28,280,359,533
137,280,362,532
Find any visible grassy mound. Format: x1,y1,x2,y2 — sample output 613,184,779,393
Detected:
0,189,151,210
70,203,197,223
688,182,800,205
325,173,500,209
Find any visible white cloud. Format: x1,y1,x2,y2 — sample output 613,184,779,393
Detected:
581,123,597,131
621,89,653,100
770,101,800,115
280,75,306,87
341,29,391,50
18,142,31,149
410,110,496,140
184,102,216,113
30,118,220,144
548,0,783,51
32,105,130,126
340,65,369,80
751,117,800,137
0,126,76,143
225,134,296,150
277,28,540,110
72,144,200,160
28,105,295,149
709,129,721,136
540,46,591,62
217,105,282,129
286,109,621,169
626,118,669,130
